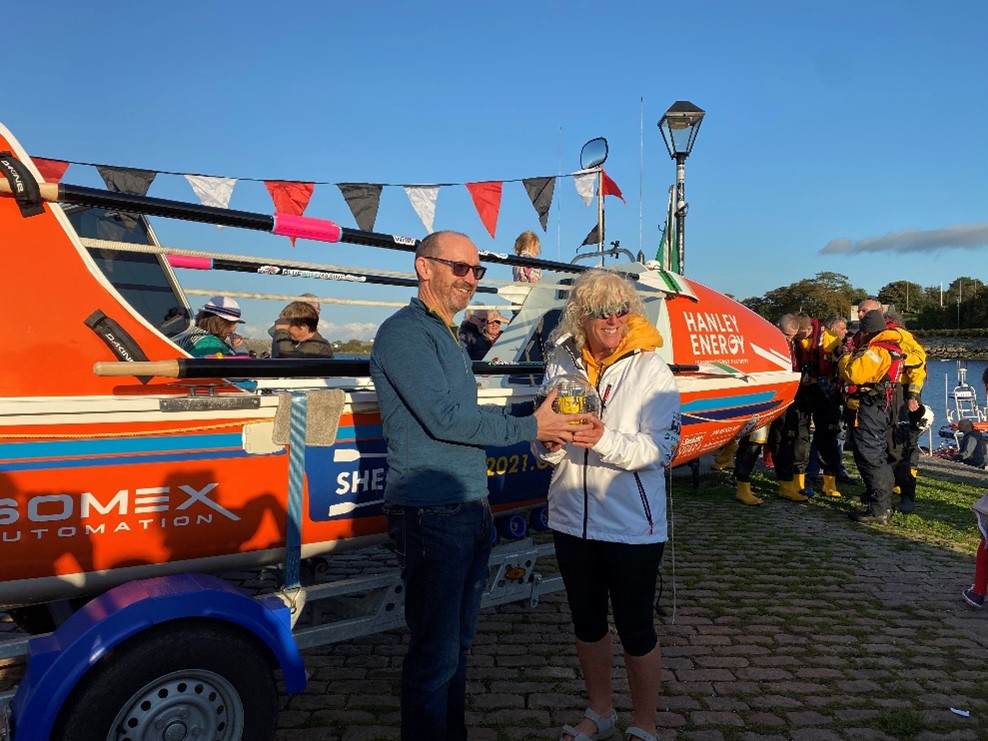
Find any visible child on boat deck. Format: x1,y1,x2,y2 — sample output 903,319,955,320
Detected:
173,296,251,358
271,300,334,358
512,230,542,284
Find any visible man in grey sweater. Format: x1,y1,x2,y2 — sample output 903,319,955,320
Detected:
370,230,584,741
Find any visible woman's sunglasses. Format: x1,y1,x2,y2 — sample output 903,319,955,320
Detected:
587,306,631,320
423,256,487,280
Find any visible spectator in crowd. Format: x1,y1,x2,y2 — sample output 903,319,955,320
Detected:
271,300,334,358
952,419,986,468
172,296,251,358
791,313,846,499
840,309,903,524
369,230,587,741
882,307,927,513
535,269,680,741
270,293,321,357
734,424,771,506
771,313,810,502
806,314,855,486
512,230,543,283
459,309,509,360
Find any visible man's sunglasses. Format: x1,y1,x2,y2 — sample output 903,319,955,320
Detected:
587,306,631,320
423,256,487,280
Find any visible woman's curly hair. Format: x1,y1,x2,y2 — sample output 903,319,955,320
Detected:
548,269,645,354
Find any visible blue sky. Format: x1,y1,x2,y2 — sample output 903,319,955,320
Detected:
5,1,986,341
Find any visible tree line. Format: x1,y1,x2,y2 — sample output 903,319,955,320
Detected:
738,273,988,329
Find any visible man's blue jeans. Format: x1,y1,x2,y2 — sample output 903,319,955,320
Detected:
384,498,493,741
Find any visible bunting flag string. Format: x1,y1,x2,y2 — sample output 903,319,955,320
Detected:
29,152,624,242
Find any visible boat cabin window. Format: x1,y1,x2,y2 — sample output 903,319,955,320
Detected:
65,206,191,337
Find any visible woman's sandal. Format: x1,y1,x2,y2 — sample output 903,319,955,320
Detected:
624,727,657,741
560,707,617,741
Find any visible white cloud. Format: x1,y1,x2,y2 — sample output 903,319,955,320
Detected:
820,224,988,254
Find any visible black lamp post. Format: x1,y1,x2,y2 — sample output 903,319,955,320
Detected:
658,101,705,273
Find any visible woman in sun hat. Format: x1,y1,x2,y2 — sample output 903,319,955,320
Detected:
172,296,251,357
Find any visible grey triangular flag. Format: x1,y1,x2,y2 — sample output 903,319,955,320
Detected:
582,222,600,246
338,183,383,232
523,176,555,231
96,166,157,230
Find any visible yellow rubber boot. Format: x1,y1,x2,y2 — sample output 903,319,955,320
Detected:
779,479,808,502
712,440,739,470
736,481,764,506
822,474,842,498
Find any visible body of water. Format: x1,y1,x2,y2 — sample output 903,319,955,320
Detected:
919,358,988,448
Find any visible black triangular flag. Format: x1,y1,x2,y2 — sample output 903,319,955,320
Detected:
96,165,157,230
522,176,555,231
338,183,383,232
582,222,601,246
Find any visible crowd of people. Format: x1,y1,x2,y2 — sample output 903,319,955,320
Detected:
720,301,931,524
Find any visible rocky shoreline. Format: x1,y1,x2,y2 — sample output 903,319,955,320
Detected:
915,335,988,360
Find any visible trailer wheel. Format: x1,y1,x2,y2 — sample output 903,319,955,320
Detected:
51,620,278,741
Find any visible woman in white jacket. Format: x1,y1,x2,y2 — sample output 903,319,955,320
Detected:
535,270,680,741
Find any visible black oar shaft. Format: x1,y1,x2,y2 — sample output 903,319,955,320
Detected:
199,257,497,293
94,358,700,380
46,182,601,276
60,183,274,231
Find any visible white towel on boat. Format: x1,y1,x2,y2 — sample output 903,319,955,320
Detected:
272,389,346,447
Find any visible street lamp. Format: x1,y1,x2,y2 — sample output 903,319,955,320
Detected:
658,100,705,273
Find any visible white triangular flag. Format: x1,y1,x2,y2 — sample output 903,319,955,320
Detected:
185,175,237,229
404,185,440,234
572,169,596,207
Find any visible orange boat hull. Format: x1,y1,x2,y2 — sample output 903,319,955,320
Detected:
0,123,797,608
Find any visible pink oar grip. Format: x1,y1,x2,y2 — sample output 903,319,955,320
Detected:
167,254,213,270
273,213,342,243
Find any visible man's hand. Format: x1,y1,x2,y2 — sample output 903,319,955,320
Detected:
906,398,920,413
534,389,591,444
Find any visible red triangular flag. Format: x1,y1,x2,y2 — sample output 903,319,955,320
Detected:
465,181,503,239
264,181,315,245
33,158,70,184
599,169,625,203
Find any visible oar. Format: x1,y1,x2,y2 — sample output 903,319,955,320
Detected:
166,254,498,294
0,179,601,276
93,358,547,379
93,358,700,380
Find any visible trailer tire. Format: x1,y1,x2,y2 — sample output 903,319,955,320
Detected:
50,619,278,741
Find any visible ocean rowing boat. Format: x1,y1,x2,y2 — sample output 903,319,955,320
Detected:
0,122,799,613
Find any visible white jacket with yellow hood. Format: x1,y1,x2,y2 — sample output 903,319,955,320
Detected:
533,316,681,544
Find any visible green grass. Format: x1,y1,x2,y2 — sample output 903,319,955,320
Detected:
693,455,983,555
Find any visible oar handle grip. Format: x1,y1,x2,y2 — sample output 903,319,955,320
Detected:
94,360,181,378
273,213,342,243
0,178,59,201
